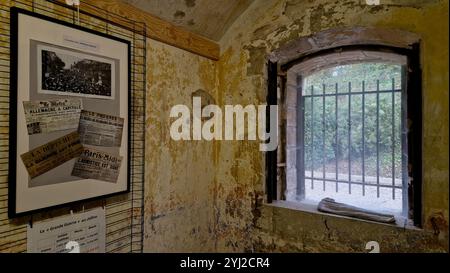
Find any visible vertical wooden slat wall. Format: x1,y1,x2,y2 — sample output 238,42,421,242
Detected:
0,0,146,253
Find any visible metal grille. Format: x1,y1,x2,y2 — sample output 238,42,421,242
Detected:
299,75,408,213
0,0,146,253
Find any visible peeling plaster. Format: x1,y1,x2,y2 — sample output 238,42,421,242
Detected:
144,40,217,252
215,0,448,252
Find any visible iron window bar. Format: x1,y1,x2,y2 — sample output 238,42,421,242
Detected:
348,81,352,194
322,83,326,191
391,78,396,199
362,80,366,196
376,80,380,198
304,177,403,189
302,89,401,97
335,83,338,192
310,85,314,190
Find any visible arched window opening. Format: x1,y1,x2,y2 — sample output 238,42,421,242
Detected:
268,44,422,225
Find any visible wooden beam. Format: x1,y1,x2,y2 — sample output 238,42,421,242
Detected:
60,0,220,61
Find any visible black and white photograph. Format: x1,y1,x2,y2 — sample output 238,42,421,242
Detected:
37,44,116,100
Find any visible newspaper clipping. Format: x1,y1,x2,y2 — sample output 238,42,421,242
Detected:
78,110,124,147
21,131,83,179
23,99,83,135
71,148,123,183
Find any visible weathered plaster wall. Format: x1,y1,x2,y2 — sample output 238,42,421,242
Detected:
215,0,449,252
144,39,217,252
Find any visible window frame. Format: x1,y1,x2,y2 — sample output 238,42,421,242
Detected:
266,44,423,226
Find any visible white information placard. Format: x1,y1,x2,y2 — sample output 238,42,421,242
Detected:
27,207,106,253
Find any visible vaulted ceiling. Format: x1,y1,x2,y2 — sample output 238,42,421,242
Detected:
122,0,254,41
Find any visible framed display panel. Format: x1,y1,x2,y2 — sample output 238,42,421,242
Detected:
8,7,131,217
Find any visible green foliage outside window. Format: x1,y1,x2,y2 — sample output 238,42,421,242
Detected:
302,63,403,179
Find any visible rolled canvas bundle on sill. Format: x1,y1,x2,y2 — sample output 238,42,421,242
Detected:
318,198,396,224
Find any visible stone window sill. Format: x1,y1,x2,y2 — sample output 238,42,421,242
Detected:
264,200,421,231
